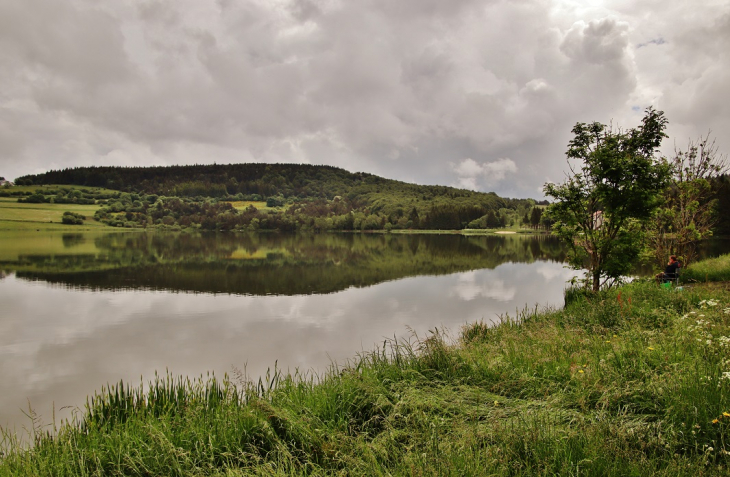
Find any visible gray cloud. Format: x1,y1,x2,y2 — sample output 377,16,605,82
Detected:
0,0,728,197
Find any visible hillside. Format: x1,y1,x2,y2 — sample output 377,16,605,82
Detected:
16,163,481,201
13,164,546,231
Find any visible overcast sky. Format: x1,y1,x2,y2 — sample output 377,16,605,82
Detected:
1,0,728,198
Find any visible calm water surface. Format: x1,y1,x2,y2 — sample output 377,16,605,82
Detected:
0,231,724,432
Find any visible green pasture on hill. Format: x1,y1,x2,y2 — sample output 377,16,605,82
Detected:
225,200,288,213
0,197,105,231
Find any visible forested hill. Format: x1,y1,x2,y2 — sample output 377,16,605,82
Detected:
14,164,544,231
15,163,503,204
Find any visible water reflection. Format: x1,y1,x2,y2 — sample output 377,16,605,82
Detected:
0,261,578,432
0,232,569,295
1,231,727,434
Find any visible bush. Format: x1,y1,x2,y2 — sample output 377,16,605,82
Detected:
19,193,48,203
61,211,86,225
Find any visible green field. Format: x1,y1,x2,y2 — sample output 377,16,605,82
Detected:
0,198,106,231
225,200,288,213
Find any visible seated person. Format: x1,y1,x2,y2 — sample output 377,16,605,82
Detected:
655,255,681,283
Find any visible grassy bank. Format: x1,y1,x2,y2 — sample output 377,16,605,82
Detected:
3,260,730,475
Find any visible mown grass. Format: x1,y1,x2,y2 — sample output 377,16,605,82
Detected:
3,277,730,475
227,200,270,211
0,198,105,231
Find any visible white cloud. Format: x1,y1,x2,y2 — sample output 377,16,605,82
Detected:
452,157,518,190
0,0,728,198
450,271,517,302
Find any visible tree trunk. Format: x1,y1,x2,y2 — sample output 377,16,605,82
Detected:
592,272,601,292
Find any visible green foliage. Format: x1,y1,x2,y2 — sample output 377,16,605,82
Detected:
19,193,49,204
16,164,536,231
545,108,672,291
647,134,728,270
15,186,117,205
265,194,286,208
0,190,31,197
60,211,85,225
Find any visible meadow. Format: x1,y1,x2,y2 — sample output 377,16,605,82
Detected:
227,200,282,213
2,255,730,475
0,197,104,231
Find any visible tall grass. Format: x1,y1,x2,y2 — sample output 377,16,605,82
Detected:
3,278,730,475
682,253,730,283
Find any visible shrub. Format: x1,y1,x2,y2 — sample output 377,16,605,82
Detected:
61,211,86,225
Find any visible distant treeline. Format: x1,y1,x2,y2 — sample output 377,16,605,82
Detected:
13,164,552,231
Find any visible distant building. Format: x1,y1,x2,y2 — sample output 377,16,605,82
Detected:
0,178,14,186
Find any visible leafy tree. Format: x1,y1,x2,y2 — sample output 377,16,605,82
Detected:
408,207,420,228
646,133,728,268
544,108,671,292
266,195,286,208
539,211,555,231
530,207,543,229
484,210,499,228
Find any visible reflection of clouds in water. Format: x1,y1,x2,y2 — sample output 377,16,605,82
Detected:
0,261,572,430
451,270,516,302
536,264,580,282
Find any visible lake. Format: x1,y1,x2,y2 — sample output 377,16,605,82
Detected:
0,231,725,433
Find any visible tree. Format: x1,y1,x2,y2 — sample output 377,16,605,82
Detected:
646,133,728,268
485,210,500,228
544,108,671,292
529,207,543,229
408,206,420,228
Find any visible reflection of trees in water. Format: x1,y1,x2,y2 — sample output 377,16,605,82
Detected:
62,234,85,248
10,232,571,295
